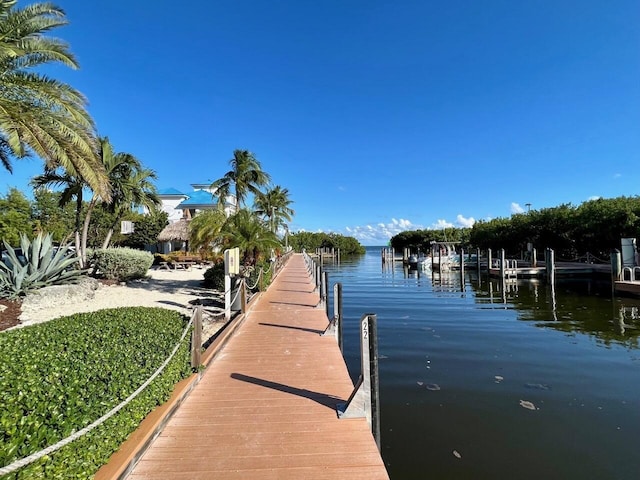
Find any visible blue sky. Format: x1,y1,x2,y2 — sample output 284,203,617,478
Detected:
2,0,639,245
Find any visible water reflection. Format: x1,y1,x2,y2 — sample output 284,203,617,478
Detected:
470,275,640,348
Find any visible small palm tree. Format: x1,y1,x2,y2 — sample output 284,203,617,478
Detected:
254,185,294,233
0,1,109,198
219,209,280,266
189,209,226,253
211,150,271,210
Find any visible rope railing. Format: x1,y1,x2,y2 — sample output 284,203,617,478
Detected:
0,314,195,477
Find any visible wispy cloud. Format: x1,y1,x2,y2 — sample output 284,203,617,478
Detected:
613,173,622,179
511,202,524,214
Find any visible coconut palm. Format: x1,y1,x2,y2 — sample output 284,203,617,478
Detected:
32,137,153,267
219,209,280,266
254,185,294,233
99,163,160,249
0,1,109,198
210,149,271,210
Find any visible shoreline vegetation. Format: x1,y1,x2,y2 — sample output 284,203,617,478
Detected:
390,195,640,260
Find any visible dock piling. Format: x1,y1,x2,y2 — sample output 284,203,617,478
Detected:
337,313,381,451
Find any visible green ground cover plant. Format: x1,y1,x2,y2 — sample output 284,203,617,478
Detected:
0,307,192,479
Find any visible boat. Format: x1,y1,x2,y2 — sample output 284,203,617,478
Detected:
428,241,461,272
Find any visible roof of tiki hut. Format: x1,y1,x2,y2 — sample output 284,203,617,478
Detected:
157,218,190,242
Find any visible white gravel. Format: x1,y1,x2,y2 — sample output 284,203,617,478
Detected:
17,267,225,330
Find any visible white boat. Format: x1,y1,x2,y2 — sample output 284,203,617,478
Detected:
428,242,460,272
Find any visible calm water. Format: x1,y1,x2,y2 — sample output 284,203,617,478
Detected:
322,247,640,480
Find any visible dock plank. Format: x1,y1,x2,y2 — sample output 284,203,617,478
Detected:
127,254,388,479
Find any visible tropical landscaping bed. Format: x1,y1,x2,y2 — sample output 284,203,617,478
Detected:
0,307,193,479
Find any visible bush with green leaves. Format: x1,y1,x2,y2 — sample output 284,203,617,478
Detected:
0,307,192,479
0,232,82,299
203,261,225,290
92,247,153,281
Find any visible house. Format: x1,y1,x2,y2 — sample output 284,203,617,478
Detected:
155,184,236,253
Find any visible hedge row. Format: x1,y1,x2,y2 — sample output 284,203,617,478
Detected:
0,307,193,479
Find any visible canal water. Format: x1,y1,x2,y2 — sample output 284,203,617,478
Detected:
321,247,640,480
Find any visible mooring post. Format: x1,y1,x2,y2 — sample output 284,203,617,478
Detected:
476,247,481,272
460,248,465,290
500,248,506,278
611,249,622,286
323,271,330,318
336,313,381,451
546,248,556,285
315,265,321,292
322,282,343,350
336,283,343,352
532,248,537,268
487,248,492,274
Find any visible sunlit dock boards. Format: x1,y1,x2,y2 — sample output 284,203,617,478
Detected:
126,254,388,480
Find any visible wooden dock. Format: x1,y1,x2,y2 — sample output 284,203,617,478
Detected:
126,253,388,479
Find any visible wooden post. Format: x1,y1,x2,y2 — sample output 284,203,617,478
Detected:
476,247,481,272
460,248,465,288
487,248,492,274
500,248,506,278
337,313,381,451
611,249,622,283
190,305,202,369
323,271,330,318
240,279,247,314
546,248,556,285
532,248,537,268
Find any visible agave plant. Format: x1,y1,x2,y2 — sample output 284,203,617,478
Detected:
0,233,83,299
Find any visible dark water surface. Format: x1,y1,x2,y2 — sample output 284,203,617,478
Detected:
322,247,640,480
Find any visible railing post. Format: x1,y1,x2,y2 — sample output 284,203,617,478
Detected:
337,313,381,451
190,305,202,369
241,279,247,314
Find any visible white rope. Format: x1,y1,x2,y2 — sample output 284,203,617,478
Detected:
246,269,263,291
0,315,195,477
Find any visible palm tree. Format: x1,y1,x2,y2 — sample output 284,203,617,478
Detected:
254,185,294,233
210,150,271,210
188,209,226,254
0,1,109,198
100,163,160,249
219,209,280,266
32,137,153,267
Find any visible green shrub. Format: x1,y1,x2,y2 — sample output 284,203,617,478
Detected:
203,261,225,290
0,233,82,299
92,248,153,281
0,307,192,479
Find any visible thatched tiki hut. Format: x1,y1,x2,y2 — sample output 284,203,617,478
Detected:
157,218,190,253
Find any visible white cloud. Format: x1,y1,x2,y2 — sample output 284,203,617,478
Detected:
588,195,601,201
511,202,524,214
432,219,454,229
456,214,475,228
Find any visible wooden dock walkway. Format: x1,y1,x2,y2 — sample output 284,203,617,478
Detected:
127,254,389,479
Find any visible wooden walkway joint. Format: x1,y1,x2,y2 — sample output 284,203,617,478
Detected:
126,253,389,479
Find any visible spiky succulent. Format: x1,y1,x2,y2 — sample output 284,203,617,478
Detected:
0,232,83,298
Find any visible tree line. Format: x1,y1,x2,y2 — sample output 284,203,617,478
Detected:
390,196,640,260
